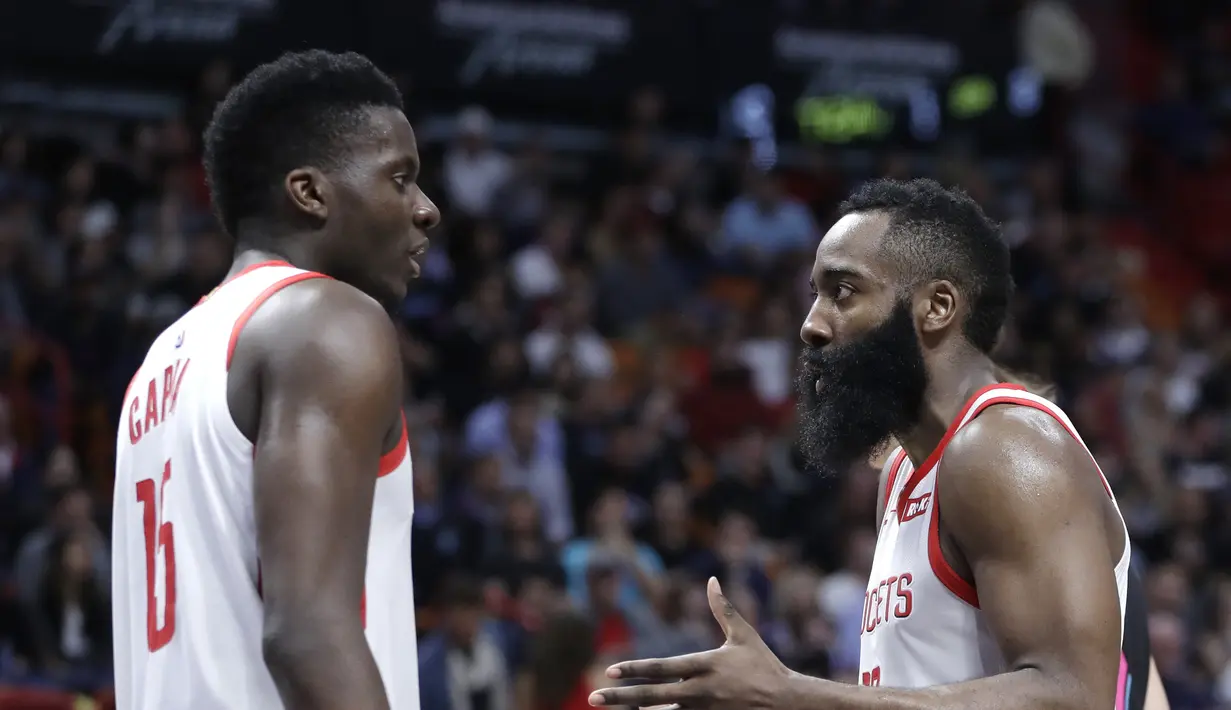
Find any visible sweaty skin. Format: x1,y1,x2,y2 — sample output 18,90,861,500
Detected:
229,275,404,710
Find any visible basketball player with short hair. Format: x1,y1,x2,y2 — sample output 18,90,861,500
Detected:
589,179,1163,709
112,50,438,709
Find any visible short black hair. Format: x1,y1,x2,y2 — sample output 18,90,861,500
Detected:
203,50,403,237
840,178,1011,353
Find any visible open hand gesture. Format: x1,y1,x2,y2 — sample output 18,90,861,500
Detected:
588,577,792,709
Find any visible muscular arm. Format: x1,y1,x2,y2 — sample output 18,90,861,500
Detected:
244,281,401,710
782,407,1122,710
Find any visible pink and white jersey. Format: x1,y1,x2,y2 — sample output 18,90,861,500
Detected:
112,261,419,710
859,384,1130,694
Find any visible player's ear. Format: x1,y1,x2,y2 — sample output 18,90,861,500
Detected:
285,168,330,222
918,279,959,338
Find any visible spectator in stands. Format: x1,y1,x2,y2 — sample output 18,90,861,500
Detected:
467,385,573,544
522,611,603,710
718,167,818,269
13,486,108,620
524,288,614,381
20,532,110,687
561,489,663,613
418,575,513,710
444,106,512,219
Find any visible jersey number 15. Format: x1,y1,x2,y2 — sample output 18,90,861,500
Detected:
136,460,177,651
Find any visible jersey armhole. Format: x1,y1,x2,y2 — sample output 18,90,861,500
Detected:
927,393,1117,611
377,413,409,478
225,272,331,370
883,448,909,514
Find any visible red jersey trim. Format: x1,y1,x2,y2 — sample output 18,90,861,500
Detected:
926,390,1113,609
883,448,910,513
378,413,409,478
198,260,292,306
225,272,331,370
896,383,1026,513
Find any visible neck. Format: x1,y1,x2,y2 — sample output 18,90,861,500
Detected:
898,348,998,467
230,223,321,276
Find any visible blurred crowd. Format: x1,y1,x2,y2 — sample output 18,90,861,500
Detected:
0,2,1229,709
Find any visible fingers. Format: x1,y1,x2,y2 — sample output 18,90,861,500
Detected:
606,651,714,680
707,576,753,642
588,681,692,707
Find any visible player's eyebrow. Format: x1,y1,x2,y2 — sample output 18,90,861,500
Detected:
821,265,871,283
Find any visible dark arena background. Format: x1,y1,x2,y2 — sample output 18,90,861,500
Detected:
0,0,1228,707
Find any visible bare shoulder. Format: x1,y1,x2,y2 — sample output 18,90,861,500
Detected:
940,405,1105,545
243,278,399,369
234,278,403,430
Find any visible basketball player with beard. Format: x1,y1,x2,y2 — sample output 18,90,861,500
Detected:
589,179,1164,710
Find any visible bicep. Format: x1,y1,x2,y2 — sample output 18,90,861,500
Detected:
251,301,402,629
943,420,1121,698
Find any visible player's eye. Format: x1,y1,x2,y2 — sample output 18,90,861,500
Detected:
832,283,854,301
392,174,409,189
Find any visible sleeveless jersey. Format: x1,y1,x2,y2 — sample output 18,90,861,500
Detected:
111,262,419,710
859,384,1131,698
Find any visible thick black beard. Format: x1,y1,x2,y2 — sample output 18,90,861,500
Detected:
795,300,929,478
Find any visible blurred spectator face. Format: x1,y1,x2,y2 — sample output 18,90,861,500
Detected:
55,203,84,240
161,116,195,159
518,575,564,624
775,568,820,619
1148,564,1190,615
470,455,504,500
473,221,503,261
559,291,593,333
506,490,541,536
444,599,485,649
474,273,506,316
55,488,94,532
716,512,756,564
1184,296,1221,346
605,424,644,471
731,428,768,483
1171,529,1207,572
63,157,96,200
591,489,630,538
586,561,621,613
507,393,540,452
43,445,81,489
488,337,525,390
542,214,574,256
1173,488,1209,528
653,481,689,530
457,107,493,155
1149,612,1186,674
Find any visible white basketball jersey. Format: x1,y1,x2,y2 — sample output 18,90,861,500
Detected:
859,384,1130,692
112,261,419,710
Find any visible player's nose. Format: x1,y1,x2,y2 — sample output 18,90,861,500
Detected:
412,190,441,231
799,306,832,348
